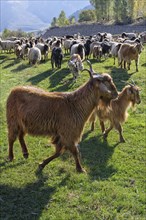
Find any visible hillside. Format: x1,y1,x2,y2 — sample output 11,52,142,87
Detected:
43,21,146,38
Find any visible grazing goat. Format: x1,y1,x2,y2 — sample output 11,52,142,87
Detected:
51,47,63,69
68,54,84,80
89,83,141,142
118,43,143,71
6,61,118,172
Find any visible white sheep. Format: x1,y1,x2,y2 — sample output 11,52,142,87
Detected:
28,47,41,65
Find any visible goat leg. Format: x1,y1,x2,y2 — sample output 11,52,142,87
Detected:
38,144,64,170
18,131,29,159
69,145,85,173
115,123,125,143
103,125,113,140
99,120,105,133
135,59,138,72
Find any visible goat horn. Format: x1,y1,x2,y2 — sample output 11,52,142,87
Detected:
121,80,133,87
131,79,136,86
82,68,93,78
86,60,95,74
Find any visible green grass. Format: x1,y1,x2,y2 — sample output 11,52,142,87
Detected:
0,47,146,220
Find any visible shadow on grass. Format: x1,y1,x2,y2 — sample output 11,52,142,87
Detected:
27,69,52,85
2,59,20,69
11,63,30,72
80,131,118,180
48,67,72,92
0,173,70,220
141,62,146,67
104,66,131,90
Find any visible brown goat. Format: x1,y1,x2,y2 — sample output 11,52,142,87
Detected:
118,43,143,72
89,84,141,142
6,61,118,172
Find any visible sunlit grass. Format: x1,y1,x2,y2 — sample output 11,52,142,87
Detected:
0,46,146,219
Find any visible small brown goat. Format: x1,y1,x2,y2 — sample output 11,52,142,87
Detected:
6,61,118,172
89,83,141,142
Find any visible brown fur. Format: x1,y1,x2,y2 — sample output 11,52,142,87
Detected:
89,85,141,142
92,45,102,60
118,43,143,72
6,76,118,172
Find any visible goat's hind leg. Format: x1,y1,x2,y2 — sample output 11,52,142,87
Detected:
38,141,65,171
18,131,29,159
103,125,113,141
69,145,85,173
8,131,18,161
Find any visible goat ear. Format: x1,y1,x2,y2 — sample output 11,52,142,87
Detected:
127,88,132,95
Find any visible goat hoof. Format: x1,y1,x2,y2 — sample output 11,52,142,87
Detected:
7,156,14,162
38,163,44,171
77,167,86,173
23,153,29,159
120,139,125,143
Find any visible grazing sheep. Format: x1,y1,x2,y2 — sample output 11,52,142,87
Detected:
118,43,143,71
84,39,92,59
68,54,84,80
121,32,137,40
36,43,49,61
110,42,122,65
6,61,118,172
0,39,21,53
70,43,85,60
92,45,102,61
20,43,30,60
139,31,146,43
28,47,41,65
89,83,141,142
15,44,22,59
123,38,141,44
51,39,62,50
51,47,63,69
64,39,73,54
89,41,102,57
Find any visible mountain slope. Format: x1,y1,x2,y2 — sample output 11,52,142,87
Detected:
1,0,90,32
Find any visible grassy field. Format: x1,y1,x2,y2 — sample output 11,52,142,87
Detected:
0,46,146,220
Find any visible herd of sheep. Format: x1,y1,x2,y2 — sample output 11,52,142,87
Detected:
1,30,145,172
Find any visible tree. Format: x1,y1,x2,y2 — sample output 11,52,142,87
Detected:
78,10,96,22
90,0,112,21
51,17,58,27
69,16,76,25
57,10,69,26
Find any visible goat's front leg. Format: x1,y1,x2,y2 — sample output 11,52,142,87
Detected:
103,125,113,140
115,123,125,143
135,59,139,72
